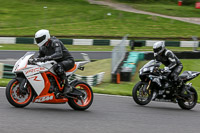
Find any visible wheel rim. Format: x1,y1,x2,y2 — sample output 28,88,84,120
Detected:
136,84,150,102
73,84,92,107
10,81,32,105
182,92,195,107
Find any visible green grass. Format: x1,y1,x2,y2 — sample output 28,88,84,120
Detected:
1,0,200,37
76,58,112,82
181,59,200,93
92,61,146,96
0,79,11,87
76,59,145,96
113,0,200,17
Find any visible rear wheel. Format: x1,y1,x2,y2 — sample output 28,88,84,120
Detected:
6,79,33,108
68,81,93,111
178,86,197,110
132,81,153,105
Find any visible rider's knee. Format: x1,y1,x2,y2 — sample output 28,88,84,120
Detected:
53,64,65,76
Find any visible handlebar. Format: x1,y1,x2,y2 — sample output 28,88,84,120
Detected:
154,67,171,74
28,58,43,64
29,58,56,66
160,69,171,74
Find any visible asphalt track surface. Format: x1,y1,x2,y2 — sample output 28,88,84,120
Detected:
0,50,111,60
0,88,200,133
0,50,112,65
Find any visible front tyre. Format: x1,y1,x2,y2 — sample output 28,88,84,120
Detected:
132,81,152,105
68,81,93,111
6,79,33,108
178,86,197,110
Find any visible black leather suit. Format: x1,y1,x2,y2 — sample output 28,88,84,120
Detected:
37,36,75,92
154,49,183,82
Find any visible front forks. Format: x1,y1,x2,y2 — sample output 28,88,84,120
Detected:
143,80,151,93
16,77,28,94
142,80,151,95
147,80,151,95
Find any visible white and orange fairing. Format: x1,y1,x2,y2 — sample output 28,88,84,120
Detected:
12,52,90,103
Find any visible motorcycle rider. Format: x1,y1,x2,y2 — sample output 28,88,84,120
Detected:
34,29,75,95
153,41,183,86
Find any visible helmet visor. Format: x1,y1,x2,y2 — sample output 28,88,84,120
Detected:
35,35,46,44
153,47,162,53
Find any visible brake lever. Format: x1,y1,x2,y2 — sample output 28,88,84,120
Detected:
28,59,35,64
29,58,41,64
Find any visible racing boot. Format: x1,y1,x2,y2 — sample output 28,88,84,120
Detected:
174,75,183,87
63,77,73,95
174,79,184,97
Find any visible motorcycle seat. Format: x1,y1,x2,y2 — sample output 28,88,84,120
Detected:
179,71,198,80
66,64,77,72
179,71,189,80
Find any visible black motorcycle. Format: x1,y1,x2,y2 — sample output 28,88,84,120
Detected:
132,60,200,110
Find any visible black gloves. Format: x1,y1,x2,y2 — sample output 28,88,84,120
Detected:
40,56,52,62
32,56,52,63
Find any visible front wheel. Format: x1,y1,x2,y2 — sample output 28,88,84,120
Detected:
68,81,93,111
5,79,33,108
178,86,197,110
132,81,153,105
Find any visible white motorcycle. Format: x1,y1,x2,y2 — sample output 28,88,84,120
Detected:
6,52,93,111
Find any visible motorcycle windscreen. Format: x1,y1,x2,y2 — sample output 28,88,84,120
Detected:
13,52,35,72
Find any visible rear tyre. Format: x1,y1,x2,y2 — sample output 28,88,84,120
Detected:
6,79,33,108
68,81,93,111
178,86,197,110
132,81,152,105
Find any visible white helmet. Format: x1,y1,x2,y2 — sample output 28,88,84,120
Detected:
35,29,50,47
153,41,165,56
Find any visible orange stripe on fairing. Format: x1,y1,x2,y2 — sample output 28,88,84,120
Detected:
66,64,77,72
16,61,28,71
42,97,68,103
39,72,64,95
33,93,68,103
44,72,64,92
39,73,51,96
34,72,69,104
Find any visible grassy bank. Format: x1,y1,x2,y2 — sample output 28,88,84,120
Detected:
0,79,11,87
1,0,200,37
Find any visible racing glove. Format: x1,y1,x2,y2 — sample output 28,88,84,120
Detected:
40,56,52,62
164,67,170,72
161,67,171,73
